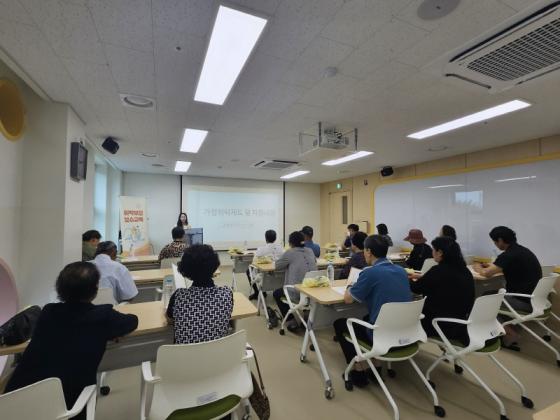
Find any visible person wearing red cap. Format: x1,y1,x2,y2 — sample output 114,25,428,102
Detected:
404,229,432,271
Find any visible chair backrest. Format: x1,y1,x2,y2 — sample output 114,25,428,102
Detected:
172,263,191,289
347,267,362,285
233,257,252,273
466,289,506,350
304,270,327,279
160,257,181,269
420,258,437,274
0,378,70,420
93,287,116,306
371,298,427,356
531,274,559,315
149,330,252,419
541,266,555,276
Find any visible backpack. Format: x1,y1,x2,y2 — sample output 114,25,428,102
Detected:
0,306,42,346
266,306,280,329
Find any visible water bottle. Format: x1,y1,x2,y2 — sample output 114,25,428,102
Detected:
243,240,248,251
163,276,174,307
327,263,334,287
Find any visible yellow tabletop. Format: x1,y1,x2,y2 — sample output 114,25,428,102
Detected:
296,279,348,305
120,255,160,264
0,292,257,356
388,252,409,261
534,401,560,420
554,266,560,274
252,257,348,273
132,268,173,285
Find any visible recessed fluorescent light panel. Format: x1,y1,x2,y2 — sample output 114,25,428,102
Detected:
495,176,536,183
280,170,309,180
322,151,374,166
194,6,267,105
180,129,208,153
428,184,464,189
407,100,531,140
174,161,191,173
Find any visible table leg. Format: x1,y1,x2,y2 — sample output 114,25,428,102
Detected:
300,301,334,399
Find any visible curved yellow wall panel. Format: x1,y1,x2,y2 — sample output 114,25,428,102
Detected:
0,78,26,141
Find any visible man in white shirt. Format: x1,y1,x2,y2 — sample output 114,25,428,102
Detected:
91,241,138,303
247,230,283,300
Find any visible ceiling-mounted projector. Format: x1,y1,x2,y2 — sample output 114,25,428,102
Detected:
299,122,358,155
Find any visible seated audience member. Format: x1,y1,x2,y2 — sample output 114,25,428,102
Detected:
247,229,284,300
273,231,317,331
440,225,457,241
167,244,233,344
376,223,393,247
301,225,321,257
158,226,187,262
473,226,542,346
409,236,474,345
5,262,138,420
340,231,368,279
333,235,412,387
82,230,101,261
404,229,433,271
341,224,360,250
92,241,138,302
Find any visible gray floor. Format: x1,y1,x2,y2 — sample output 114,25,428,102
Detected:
97,267,560,419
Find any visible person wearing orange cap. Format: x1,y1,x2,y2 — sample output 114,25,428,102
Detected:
404,229,432,271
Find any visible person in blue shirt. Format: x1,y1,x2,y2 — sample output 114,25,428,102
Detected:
301,225,320,258
333,235,412,388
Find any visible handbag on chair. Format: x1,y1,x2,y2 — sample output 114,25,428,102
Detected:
247,346,270,420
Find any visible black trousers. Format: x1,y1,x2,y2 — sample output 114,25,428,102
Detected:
245,269,259,295
333,318,372,364
273,288,292,318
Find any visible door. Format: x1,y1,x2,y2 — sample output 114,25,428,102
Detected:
329,191,352,244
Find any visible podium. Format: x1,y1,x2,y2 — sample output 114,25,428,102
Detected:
185,228,203,246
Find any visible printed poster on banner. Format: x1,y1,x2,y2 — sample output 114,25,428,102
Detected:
119,196,151,256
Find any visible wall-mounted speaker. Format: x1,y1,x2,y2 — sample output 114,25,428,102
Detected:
380,166,394,177
102,137,119,154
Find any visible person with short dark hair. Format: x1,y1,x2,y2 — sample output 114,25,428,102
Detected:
409,236,474,345
440,225,457,241
333,235,411,387
247,230,284,300
404,229,432,271
158,227,187,262
273,231,317,331
340,231,368,279
473,226,542,346
92,241,138,302
376,223,393,247
342,224,360,250
301,225,320,257
5,262,138,420
167,244,233,344
82,229,101,261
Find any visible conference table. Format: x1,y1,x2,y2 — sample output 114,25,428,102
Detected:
120,254,160,271
251,257,349,273
0,293,258,373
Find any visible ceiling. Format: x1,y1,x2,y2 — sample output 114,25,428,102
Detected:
1,0,559,183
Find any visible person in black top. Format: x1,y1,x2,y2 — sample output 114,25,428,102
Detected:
376,223,393,247
341,224,360,250
410,236,474,345
473,226,542,346
404,229,432,271
440,225,457,241
5,262,138,420
340,231,368,279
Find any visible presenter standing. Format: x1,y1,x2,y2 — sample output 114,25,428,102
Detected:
177,212,191,230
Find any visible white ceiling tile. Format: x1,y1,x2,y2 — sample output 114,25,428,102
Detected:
297,74,359,109
18,0,107,64
396,0,472,31
89,0,153,52
496,0,534,12
125,108,158,143
0,0,34,24
229,0,280,15
234,52,292,97
105,44,156,97
152,0,215,39
62,58,117,97
185,102,220,129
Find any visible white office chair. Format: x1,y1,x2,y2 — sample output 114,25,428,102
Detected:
499,274,560,366
420,258,437,274
0,377,96,420
231,255,253,291
140,330,253,420
342,298,444,420
278,270,326,336
160,257,181,269
248,265,285,329
171,263,191,290
426,289,534,420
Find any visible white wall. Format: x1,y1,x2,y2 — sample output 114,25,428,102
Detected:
285,183,322,244
106,165,123,243
82,143,95,231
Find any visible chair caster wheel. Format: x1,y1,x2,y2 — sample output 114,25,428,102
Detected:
333,335,338,342
543,334,551,342
434,405,446,417
454,364,463,374
557,360,560,368
279,329,285,335
300,355,307,363
344,380,353,391
310,344,315,352
324,387,334,399
387,369,396,378
500,415,509,420
428,380,436,390
521,396,534,409
100,386,110,396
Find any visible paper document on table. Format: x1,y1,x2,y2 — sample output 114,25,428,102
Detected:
332,286,346,295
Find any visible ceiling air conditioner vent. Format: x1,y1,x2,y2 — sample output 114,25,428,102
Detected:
445,1,560,92
252,159,299,170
